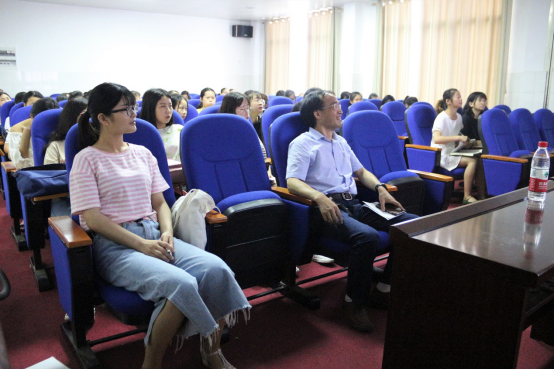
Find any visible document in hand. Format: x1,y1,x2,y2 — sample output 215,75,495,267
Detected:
362,202,406,220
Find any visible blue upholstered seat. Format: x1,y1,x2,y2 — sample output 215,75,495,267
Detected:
1,100,15,137
369,99,382,109
381,101,407,136
493,104,511,115
534,109,554,144
349,101,378,115
11,106,32,126
262,104,293,149
183,103,198,124
188,99,201,108
198,104,220,115
510,108,549,151
268,96,294,107
339,99,350,120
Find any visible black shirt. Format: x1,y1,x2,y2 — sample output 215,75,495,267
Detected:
461,113,480,140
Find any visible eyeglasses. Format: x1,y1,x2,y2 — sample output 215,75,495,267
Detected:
320,102,341,111
110,104,139,116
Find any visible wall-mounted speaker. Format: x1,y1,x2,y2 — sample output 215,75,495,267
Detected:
232,25,253,38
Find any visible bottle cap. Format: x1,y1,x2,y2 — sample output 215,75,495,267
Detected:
539,141,548,148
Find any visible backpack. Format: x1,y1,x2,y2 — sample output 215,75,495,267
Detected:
171,189,217,250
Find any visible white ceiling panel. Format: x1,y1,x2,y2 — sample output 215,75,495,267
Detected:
20,0,376,21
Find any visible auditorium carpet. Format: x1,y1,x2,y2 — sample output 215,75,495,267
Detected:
1,195,553,368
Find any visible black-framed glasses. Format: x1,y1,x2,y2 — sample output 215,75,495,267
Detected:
110,104,139,116
320,102,341,111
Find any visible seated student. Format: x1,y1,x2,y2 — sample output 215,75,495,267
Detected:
5,91,44,134
369,93,379,99
0,92,11,108
196,87,216,113
347,91,363,115
181,90,191,100
285,90,296,102
5,97,59,169
380,95,395,108
403,96,418,108
220,88,228,96
170,94,188,121
141,88,183,162
168,90,180,95
71,82,250,369
245,91,264,143
44,97,88,165
56,93,69,103
68,91,83,100
287,90,417,332
260,93,269,111
461,91,487,145
219,92,275,184
275,90,285,97
431,89,486,204
340,91,350,100
131,90,141,101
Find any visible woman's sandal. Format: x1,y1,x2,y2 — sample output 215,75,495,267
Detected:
462,196,478,205
201,349,236,369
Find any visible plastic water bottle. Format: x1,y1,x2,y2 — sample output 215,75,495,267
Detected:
528,141,550,202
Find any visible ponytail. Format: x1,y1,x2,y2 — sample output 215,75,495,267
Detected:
78,111,98,150
435,100,444,114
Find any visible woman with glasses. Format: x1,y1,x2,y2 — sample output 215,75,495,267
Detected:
72,82,250,368
140,88,184,162
245,91,265,144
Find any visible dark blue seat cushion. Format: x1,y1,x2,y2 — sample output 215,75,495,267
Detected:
217,190,281,214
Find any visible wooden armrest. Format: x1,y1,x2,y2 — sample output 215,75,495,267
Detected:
0,148,4,157
271,186,315,206
408,169,453,182
265,158,272,165
48,216,92,249
481,154,528,164
405,144,442,152
33,192,70,202
205,210,227,224
398,136,408,141
1,161,16,173
354,177,397,192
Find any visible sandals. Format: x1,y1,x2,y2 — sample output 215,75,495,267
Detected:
462,196,478,205
201,349,236,369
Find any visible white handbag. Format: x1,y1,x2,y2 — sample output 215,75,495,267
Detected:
171,189,217,250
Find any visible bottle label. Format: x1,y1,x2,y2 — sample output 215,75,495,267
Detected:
529,168,549,193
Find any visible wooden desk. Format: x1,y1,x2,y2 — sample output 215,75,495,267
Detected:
383,183,554,368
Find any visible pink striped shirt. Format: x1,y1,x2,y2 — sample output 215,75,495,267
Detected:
70,144,169,231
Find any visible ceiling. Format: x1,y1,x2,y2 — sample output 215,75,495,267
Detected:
22,0,376,21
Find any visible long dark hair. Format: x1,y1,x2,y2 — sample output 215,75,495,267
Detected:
219,92,249,114
197,87,215,109
44,97,88,155
349,91,362,105
140,88,174,128
30,97,59,117
463,91,487,118
78,83,135,150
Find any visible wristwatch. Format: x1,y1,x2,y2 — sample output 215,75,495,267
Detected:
375,183,387,193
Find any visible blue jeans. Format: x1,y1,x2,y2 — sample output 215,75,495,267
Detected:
318,199,418,306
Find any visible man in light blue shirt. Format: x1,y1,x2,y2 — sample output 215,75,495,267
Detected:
287,90,417,332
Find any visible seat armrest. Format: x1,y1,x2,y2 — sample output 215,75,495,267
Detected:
33,192,70,202
408,169,453,182
481,155,528,164
205,210,227,224
0,148,4,157
1,161,16,173
265,158,272,165
272,186,314,206
405,144,442,152
48,216,92,248
398,136,408,141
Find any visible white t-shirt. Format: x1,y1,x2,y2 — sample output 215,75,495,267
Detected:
44,140,65,165
158,124,183,162
430,111,463,171
5,131,34,169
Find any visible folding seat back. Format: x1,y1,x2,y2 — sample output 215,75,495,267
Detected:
8,102,24,122
262,104,293,149
369,99,382,109
189,93,200,99
295,96,303,103
534,109,554,144
137,100,142,107
405,103,436,147
216,94,224,103
171,109,184,125
57,100,67,108
411,101,433,109
198,104,220,116
1,101,15,137
181,114,291,288
494,104,511,115
30,109,63,166
479,109,528,157
510,108,544,151
343,111,425,215
268,96,294,107
349,101,378,115
188,99,201,108
381,101,407,136
11,106,32,126
339,99,350,120
183,103,198,124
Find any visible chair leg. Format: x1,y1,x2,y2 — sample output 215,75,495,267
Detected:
7,172,26,251
61,321,101,369
279,262,320,310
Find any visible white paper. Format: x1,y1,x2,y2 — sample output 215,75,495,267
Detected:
362,202,404,220
27,357,69,369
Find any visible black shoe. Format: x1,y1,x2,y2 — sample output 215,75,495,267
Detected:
342,300,374,332
369,289,389,310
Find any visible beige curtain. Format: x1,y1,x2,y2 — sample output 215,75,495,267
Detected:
264,19,290,94
419,0,508,106
382,0,412,99
308,10,334,90
332,9,342,94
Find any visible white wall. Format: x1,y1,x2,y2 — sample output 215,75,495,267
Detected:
0,0,264,96
505,0,551,111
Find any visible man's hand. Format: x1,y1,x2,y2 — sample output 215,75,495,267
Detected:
315,194,343,225
378,188,405,212
137,238,174,262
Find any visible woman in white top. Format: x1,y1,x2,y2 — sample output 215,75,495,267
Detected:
431,88,485,204
5,97,59,169
140,89,183,162
44,97,88,165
